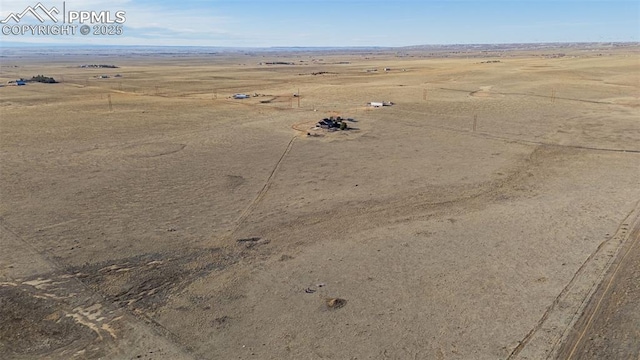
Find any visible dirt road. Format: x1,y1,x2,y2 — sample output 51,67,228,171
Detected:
557,212,640,360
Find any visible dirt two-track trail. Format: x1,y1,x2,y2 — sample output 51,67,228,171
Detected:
557,207,640,360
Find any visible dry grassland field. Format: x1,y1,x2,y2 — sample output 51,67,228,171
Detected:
0,44,639,359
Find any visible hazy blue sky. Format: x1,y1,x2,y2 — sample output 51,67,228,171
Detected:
1,0,638,46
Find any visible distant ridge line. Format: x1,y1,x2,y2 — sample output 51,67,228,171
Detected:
1,41,638,50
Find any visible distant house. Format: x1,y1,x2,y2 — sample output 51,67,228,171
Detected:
233,93,250,99
15,80,26,86
368,101,393,108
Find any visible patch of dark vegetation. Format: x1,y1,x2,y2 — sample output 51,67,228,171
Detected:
0,285,95,356
213,316,231,329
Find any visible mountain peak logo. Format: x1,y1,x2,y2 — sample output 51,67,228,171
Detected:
1,2,60,24
2,2,126,37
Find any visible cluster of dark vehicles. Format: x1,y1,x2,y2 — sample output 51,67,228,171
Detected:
316,116,354,131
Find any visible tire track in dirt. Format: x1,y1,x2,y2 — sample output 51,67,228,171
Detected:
390,108,640,154
438,87,624,106
509,200,640,360
226,126,544,248
244,144,548,250
227,135,298,238
560,203,640,360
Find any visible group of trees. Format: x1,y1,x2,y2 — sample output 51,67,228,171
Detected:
29,75,57,83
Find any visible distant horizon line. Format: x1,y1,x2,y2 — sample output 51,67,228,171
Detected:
1,40,638,50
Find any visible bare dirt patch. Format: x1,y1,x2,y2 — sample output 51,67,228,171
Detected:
71,248,236,314
0,285,96,357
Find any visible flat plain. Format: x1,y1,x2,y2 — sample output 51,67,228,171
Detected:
1,44,639,359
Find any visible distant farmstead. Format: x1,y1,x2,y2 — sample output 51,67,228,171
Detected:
315,116,352,131
368,101,394,108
